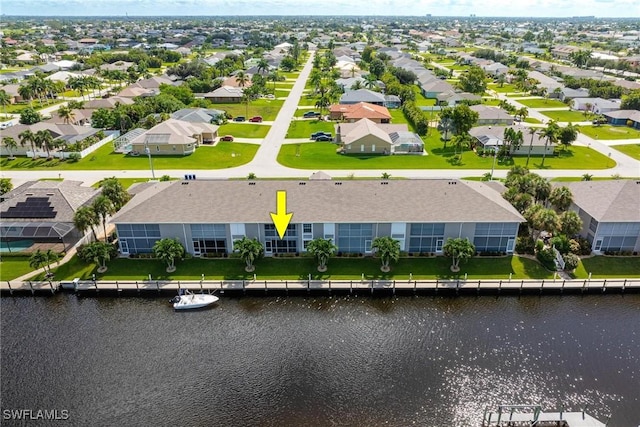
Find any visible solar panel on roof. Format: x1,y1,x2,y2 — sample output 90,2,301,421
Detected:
2,196,57,219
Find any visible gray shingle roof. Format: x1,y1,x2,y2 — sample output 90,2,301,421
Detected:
111,179,524,225
565,180,640,222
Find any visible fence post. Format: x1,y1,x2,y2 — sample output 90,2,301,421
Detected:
601,279,607,293
116,280,119,294
622,279,627,293
393,280,396,295
477,280,481,295
264,280,267,294
285,280,288,295
350,280,353,294
435,278,438,295
455,279,460,296
371,280,374,295
561,280,565,293
328,280,331,294
540,279,544,294
413,280,417,294
156,281,160,293
49,280,55,294
520,280,524,294
7,281,12,296
498,280,502,295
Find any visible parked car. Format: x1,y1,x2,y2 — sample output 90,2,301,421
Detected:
0,121,13,130
220,135,234,141
315,134,333,142
249,116,263,122
310,131,332,140
233,116,246,122
303,111,321,118
264,94,275,99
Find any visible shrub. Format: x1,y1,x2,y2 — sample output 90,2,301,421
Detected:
535,239,545,253
551,235,571,254
573,236,592,255
569,239,581,254
536,247,556,270
68,152,81,162
562,253,580,271
515,236,535,254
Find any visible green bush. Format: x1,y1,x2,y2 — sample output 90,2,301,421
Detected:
535,239,545,253
551,235,571,254
68,152,81,162
536,247,556,270
562,253,580,271
515,236,535,254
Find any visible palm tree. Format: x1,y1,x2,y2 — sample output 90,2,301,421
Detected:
549,186,573,212
233,237,264,272
98,177,130,210
581,173,593,181
2,136,18,159
525,127,538,167
363,73,378,90
235,71,250,89
153,238,185,273
74,206,100,241
18,129,36,158
91,195,116,240
79,241,113,273
306,238,338,272
34,129,55,158
57,105,75,124
256,59,270,76
516,107,528,122
18,84,34,106
532,208,560,241
539,120,559,167
496,73,506,88
442,238,475,273
29,249,47,273
0,89,10,118
371,236,400,272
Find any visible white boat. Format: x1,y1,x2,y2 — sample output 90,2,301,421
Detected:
170,290,219,310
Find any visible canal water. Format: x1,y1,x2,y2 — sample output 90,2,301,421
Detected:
1,293,639,426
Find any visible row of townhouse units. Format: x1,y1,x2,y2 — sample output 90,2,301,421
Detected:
111,179,526,257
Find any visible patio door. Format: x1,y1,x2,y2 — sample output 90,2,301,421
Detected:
435,238,444,253
506,238,515,253
120,240,129,256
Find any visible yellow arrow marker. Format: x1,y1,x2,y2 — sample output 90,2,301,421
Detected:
269,190,293,239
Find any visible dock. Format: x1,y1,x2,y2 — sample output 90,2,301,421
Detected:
1,277,639,296
483,404,607,426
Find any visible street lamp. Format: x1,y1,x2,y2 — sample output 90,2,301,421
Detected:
144,141,156,180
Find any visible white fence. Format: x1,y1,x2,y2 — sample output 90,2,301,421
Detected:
23,131,119,159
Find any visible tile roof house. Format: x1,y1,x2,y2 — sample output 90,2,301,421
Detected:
201,86,243,103
110,179,524,257
329,102,392,123
571,97,621,114
564,180,640,253
339,89,400,108
0,180,100,247
335,119,424,155
84,96,135,109
170,108,226,124
470,105,514,126
469,125,554,156
128,119,218,156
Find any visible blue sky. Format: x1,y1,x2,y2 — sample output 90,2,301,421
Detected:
2,0,639,17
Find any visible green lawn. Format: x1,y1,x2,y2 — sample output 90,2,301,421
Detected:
389,109,411,127
524,117,543,124
218,123,270,138
573,256,640,279
91,177,159,189
212,99,284,121
611,143,640,160
287,119,335,138
274,81,294,88
487,83,519,94
412,86,438,107
480,98,502,107
41,255,554,281
578,125,640,140
3,100,64,113
281,72,300,79
277,137,613,170
515,98,569,108
0,256,35,281
1,142,259,171
274,89,290,98
541,110,589,122
298,94,319,107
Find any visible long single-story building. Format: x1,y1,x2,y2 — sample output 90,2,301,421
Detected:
565,180,640,253
110,179,524,257
128,119,218,155
603,110,640,129
335,119,424,155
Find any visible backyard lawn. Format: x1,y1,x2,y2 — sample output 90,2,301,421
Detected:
540,110,589,122
611,143,640,160
573,256,640,279
0,256,35,281
213,99,283,120
278,137,613,170
91,177,160,189
2,100,64,113
578,125,640,140
515,98,569,109
287,119,335,138
1,141,259,170
37,254,554,281
298,94,319,106
218,123,270,138
487,83,519,94
524,117,543,124
411,86,438,107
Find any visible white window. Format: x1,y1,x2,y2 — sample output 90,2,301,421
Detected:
360,144,365,152
323,223,335,240
372,145,376,152
230,223,245,236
